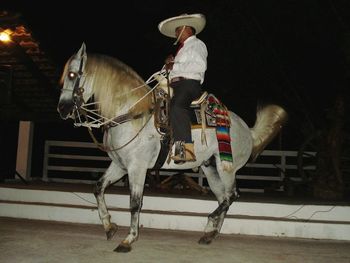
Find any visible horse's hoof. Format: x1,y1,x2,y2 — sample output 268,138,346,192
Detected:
114,242,132,253
106,223,118,241
198,231,217,245
198,236,212,245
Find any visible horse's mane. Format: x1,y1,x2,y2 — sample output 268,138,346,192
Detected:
87,54,153,120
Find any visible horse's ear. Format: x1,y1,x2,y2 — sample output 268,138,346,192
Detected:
76,43,87,72
77,42,87,58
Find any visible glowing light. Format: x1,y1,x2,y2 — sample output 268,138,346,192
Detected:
0,29,13,43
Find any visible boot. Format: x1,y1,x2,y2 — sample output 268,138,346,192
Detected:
172,142,196,163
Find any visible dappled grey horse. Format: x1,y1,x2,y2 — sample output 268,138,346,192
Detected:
57,43,287,252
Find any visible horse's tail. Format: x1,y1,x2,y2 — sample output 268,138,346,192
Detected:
250,104,288,162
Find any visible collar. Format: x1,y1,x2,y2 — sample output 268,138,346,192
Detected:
183,35,197,45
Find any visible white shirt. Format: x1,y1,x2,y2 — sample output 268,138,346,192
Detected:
169,35,208,84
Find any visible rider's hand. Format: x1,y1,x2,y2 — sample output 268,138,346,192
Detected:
165,55,174,71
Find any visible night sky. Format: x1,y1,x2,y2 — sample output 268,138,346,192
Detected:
3,0,350,147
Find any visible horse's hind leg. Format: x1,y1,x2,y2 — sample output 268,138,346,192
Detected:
199,164,239,245
93,162,125,241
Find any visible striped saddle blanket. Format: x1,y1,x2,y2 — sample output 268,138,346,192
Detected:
190,93,233,164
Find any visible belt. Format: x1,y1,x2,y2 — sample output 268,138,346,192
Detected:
170,76,187,83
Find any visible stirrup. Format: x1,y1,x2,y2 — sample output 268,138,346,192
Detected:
172,141,185,164
191,91,208,107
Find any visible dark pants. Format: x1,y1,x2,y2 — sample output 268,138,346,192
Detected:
170,79,202,143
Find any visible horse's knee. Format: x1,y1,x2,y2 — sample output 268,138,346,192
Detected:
130,197,142,213
93,181,103,196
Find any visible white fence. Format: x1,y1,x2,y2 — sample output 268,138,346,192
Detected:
42,140,312,193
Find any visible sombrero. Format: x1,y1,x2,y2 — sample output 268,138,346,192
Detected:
158,13,206,38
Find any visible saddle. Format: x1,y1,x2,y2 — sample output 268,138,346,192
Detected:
152,74,211,133
190,91,217,128
153,89,218,133
152,84,232,168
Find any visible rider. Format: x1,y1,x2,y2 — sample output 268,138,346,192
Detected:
158,13,208,163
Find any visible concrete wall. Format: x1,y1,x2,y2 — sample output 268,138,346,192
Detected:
1,186,349,241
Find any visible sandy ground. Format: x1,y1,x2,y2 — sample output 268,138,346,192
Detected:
1,217,350,263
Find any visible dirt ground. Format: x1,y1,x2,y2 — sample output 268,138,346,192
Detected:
1,217,350,263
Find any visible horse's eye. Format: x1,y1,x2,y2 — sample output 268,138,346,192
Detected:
68,72,76,80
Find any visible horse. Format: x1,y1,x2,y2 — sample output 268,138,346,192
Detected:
57,43,288,252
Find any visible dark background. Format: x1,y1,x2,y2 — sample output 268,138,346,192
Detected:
3,0,349,119
2,0,350,177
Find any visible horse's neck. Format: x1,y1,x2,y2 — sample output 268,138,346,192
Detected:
87,59,152,120
93,87,138,119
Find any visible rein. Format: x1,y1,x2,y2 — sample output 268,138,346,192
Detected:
73,69,167,152
87,112,153,152
72,69,166,129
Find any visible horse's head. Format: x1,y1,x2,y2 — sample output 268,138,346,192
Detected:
57,43,92,120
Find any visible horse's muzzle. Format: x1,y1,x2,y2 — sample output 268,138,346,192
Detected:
57,100,75,120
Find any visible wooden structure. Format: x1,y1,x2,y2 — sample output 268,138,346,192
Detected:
0,10,59,121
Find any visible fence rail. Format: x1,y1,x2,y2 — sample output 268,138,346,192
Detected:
43,140,314,193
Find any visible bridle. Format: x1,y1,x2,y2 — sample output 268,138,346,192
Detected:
60,55,86,121
72,55,85,109
62,60,167,130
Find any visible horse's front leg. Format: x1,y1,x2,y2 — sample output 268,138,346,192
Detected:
114,166,147,253
93,162,126,240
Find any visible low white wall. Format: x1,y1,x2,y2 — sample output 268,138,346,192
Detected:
1,186,349,241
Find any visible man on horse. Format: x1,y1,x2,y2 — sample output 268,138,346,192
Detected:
158,13,208,163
